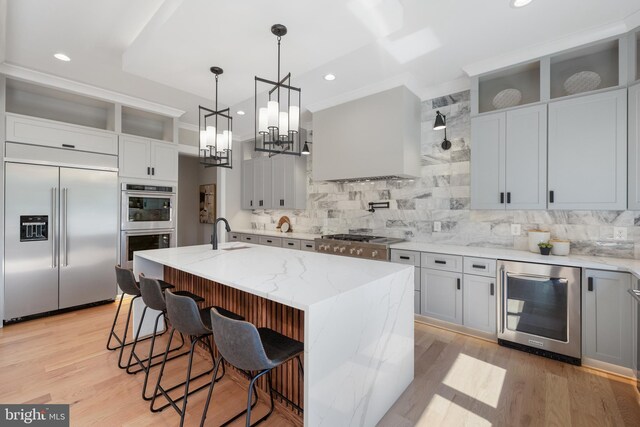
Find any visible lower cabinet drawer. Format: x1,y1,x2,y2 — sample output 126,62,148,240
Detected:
242,235,257,243
463,257,496,277
282,238,301,250
422,253,463,272
259,236,282,247
228,232,243,241
300,240,316,252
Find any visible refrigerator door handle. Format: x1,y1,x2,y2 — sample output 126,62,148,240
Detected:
52,187,57,268
62,188,68,267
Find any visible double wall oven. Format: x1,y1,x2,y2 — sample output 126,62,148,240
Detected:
498,260,582,365
120,184,176,268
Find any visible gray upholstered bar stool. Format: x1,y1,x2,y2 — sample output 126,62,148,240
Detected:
106,265,175,369
126,275,206,400
151,290,244,427
200,307,304,427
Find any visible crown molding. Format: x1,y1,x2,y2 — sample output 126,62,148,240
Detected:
0,62,186,118
625,9,640,31
419,77,471,101
178,121,199,132
463,20,628,77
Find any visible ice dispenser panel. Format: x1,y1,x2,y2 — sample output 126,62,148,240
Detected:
20,215,48,242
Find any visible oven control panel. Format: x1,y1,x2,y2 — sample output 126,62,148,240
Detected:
315,240,389,261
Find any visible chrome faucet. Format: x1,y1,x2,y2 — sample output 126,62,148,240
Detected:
211,217,231,250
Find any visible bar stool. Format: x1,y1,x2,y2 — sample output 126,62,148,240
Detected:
125,275,206,400
151,290,245,427
106,265,175,369
200,307,304,427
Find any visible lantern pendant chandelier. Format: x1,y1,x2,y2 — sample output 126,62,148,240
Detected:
255,24,302,156
199,66,233,168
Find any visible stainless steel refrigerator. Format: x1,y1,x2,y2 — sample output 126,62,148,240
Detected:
4,162,118,320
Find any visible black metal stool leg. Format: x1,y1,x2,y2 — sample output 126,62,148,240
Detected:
199,355,224,427
106,293,125,350
116,295,139,368
150,327,176,413
219,369,270,427
124,305,148,371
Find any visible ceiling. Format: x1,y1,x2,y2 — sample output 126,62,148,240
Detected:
2,0,640,138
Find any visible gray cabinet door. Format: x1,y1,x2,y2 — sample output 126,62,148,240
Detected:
253,157,272,209
463,274,496,334
583,269,633,368
119,136,150,179
548,89,627,210
470,112,506,209
59,168,118,308
505,105,547,210
272,155,286,209
150,141,178,181
421,268,462,325
241,159,254,210
628,83,640,210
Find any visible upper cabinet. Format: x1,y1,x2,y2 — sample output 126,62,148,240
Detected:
547,89,626,210
119,135,178,182
628,83,640,210
241,155,307,210
471,104,546,210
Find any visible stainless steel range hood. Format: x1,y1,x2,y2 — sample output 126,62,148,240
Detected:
312,86,421,182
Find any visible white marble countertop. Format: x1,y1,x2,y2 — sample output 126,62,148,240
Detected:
231,228,321,241
136,243,411,310
391,241,640,278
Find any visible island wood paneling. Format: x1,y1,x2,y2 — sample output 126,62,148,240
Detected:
163,266,304,416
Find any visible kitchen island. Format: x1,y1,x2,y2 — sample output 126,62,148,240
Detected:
133,242,414,427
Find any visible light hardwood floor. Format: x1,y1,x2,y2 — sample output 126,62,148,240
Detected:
0,300,638,426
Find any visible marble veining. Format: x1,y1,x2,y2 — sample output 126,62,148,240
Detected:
250,90,640,259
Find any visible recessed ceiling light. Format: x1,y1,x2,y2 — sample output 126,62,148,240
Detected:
54,53,71,62
236,110,245,115
510,0,533,8
324,73,336,81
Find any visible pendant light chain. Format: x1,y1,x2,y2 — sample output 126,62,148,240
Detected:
277,36,281,104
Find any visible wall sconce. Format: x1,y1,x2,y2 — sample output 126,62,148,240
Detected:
433,111,451,150
301,140,312,155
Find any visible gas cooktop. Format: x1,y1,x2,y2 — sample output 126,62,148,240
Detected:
316,234,405,260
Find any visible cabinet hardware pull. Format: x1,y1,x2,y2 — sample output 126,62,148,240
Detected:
288,242,294,246
259,200,263,206
62,144,75,148
250,200,253,207
280,199,284,206
152,167,155,176
147,167,151,175
457,278,461,290
267,240,272,243
549,190,554,203
472,264,486,269
506,192,511,204
306,244,312,248
500,192,505,204
588,277,593,292
400,256,410,260
434,260,446,265
490,282,494,296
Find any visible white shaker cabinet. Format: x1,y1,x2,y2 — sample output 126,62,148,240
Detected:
470,104,546,210
628,83,640,210
421,269,463,325
119,135,177,182
548,89,627,210
272,155,307,210
583,269,633,369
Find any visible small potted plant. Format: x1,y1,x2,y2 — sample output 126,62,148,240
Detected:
538,241,553,256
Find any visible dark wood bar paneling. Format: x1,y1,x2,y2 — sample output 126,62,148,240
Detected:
163,266,304,415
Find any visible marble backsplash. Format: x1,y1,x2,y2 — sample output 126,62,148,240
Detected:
250,90,640,259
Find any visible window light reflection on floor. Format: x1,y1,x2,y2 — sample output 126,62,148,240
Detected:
442,353,507,408
417,393,492,426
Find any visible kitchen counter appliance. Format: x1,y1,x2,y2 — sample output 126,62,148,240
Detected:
498,260,581,365
315,234,404,260
4,162,118,321
121,183,175,230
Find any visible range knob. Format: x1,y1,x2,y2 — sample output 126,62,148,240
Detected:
350,248,356,255
371,250,379,258
318,244,325,250
356,249,364,255
340,247,346,253
333,246,341,252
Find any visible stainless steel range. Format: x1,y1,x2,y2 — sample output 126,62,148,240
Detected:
315,234,404,261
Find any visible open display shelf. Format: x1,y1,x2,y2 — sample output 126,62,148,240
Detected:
121,106,174,142
478,61,540,114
